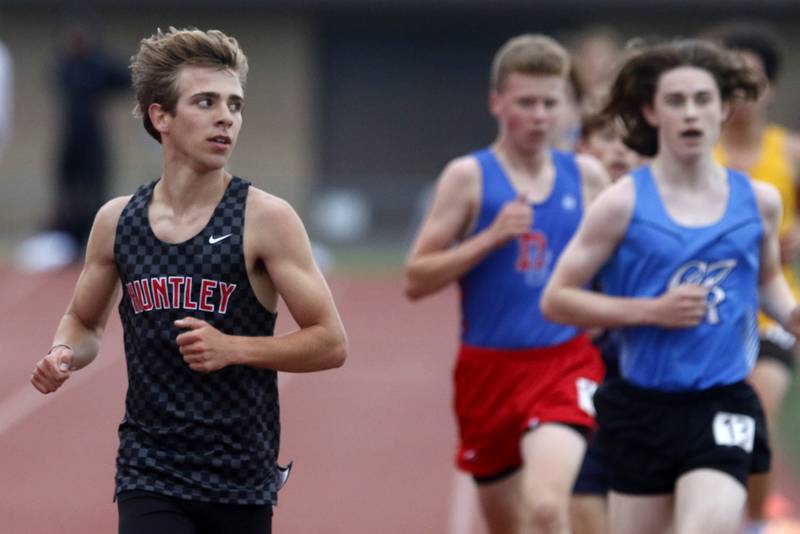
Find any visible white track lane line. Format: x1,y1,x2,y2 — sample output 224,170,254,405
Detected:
0,350,118,435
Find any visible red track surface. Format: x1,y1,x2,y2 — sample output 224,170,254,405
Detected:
1,266,797,533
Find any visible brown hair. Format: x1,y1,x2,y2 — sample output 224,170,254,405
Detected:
130,27,249,142
603,38,763,157
491,34,570,91
579,109,616,140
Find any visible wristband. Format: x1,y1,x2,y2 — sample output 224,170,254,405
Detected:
47,343,73,355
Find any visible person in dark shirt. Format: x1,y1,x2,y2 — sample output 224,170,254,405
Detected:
52,24,130,249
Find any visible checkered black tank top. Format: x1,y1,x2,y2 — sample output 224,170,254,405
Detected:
113,176,283,505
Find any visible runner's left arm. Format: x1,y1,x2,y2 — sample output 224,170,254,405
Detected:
175,192,347,373
754,181,800,335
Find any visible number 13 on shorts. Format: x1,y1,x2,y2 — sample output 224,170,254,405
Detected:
712,411,755,453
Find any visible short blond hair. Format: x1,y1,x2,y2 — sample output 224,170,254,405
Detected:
491,34,571,91
130,27,249,142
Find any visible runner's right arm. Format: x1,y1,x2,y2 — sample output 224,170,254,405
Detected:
30,197,126,394
541,178,708,329
404,156,532,300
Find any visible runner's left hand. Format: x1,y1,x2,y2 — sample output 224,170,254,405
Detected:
175,317,232,373
783,306,800,339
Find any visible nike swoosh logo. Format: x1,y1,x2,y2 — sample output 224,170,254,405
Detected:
208,233,233,244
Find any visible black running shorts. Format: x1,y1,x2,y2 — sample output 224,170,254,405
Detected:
118,490,272,534
594,378,770,495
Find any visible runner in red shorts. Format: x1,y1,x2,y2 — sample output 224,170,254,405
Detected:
404,34,608,534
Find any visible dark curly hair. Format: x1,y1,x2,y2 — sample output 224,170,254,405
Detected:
602,38,763,157
705,21,782,82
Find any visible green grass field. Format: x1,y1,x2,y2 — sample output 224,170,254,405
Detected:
777,265,800,472
324,241,407,275
778,377,800,467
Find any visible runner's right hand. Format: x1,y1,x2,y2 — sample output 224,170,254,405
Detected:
652,284,708,328
487,193,534,245
31,346,74,394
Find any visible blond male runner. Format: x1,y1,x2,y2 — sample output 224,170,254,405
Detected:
405,34,608,534
31,28,347,534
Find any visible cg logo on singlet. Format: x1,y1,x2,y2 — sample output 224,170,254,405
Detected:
516,231,552,287
668,259,737,324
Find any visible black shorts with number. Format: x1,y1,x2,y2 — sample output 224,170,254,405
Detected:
594,378,770,495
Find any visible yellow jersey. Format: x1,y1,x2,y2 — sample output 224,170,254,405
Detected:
715,124,800,332
714,124,796,236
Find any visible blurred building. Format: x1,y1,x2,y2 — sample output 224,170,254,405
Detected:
2,1,800,248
